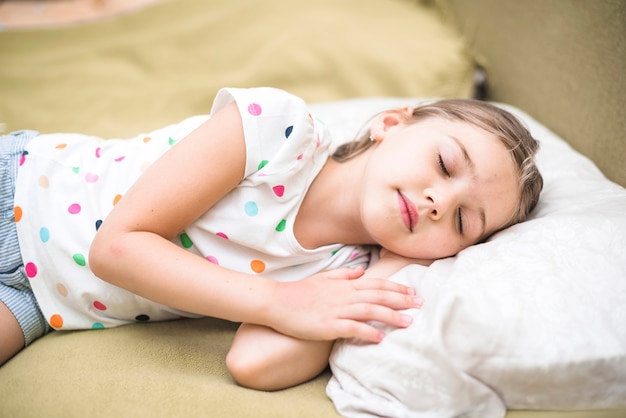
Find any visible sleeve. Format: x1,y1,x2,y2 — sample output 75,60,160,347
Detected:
210,87,317,178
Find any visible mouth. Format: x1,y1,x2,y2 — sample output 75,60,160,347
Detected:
397,190,418,232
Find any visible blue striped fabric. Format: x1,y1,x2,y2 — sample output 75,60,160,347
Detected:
0,130,51,345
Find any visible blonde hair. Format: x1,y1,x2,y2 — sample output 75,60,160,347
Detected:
332,99,543,232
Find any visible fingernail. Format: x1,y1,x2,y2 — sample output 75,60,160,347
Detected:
401,314,413,326
414,296,424,307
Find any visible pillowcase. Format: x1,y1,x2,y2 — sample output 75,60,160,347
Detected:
307,99,626,417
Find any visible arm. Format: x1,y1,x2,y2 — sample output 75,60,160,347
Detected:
89,103,420,342
226,252,425,391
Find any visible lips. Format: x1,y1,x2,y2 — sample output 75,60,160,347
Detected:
397,191,418,232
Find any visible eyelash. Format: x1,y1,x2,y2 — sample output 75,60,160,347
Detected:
438,154,450,177
438,154,464,235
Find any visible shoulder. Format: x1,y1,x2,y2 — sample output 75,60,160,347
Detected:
211,88,324,178
210,87,307,118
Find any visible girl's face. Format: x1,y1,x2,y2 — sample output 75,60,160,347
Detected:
360,113,519,260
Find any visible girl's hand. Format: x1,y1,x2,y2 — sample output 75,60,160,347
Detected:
265,266,422,343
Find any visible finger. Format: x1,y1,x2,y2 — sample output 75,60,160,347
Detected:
352,277,417,296
341,303,416,330
324,266,365,281
332,319,387,343
353,288,423,310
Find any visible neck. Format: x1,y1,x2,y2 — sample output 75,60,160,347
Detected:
294,152,374,249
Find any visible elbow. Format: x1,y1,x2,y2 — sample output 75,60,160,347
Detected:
226,348,278,391
88,231,117,284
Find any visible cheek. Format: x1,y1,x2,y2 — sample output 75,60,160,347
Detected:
422,234,463,258
393,231,464,260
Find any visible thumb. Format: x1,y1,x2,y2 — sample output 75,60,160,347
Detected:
329,266,365,281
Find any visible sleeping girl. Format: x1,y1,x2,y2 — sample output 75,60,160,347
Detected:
0,87,542,391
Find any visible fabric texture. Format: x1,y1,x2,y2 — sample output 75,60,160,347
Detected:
316,98,626,417
0,130,51,345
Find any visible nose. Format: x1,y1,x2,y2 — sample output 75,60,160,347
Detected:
425,188,452,220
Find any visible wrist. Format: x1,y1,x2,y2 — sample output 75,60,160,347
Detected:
247,278,282,329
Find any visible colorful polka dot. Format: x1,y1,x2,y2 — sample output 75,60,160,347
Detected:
95,147,102,158
95,219,103,231
72,166,79,174
168,137,177,146
143,136,152,143
25,262,37,278
68,203,81,214
92,322,105,329
349,251,360,261
135,314,150,322
85,172,99,183
275,219,286,232
38,175,49,188
50,314,63,329
272,185,285,197
180,233,193,248
113,194,122,206
248,103,262,116
93,301,107,311
206,256,219,265
39,227,50,242
73,253,87,266
114,156,125,162
285,125,293,138
56,283,68,297
297,154,303,160
258,160,269,170
244,201,259,216
250,259,266,273
13,206,22,222
19,151,28,166
216,232,229,239
55,143,67,149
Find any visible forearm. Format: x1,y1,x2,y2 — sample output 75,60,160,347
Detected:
91,227,421,343
227,323,333,391
227,254,425,391
89,230,276,326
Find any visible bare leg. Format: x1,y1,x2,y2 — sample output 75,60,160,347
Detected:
0,301,25,366
226,323,333,391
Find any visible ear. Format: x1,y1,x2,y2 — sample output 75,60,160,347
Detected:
369,106,413,141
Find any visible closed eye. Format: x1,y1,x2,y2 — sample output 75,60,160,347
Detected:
438,154,450,177
458,208,464,235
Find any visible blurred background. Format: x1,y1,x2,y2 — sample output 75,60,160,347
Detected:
0,0,161,29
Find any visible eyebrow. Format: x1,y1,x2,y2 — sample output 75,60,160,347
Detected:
450,135,474,170
450,135,486,238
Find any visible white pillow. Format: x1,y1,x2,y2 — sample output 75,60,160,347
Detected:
307,99,626,418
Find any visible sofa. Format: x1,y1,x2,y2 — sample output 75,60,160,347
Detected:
0,0,624,416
